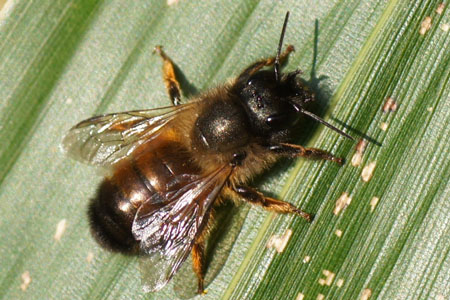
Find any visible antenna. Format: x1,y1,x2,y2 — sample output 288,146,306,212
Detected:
299,108,354,140
274,11,290,82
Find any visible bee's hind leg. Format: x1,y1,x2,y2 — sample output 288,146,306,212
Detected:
154,46,182,106
231,185,312,222
192,239,206,294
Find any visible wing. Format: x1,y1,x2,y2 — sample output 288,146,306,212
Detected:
132,164,233,292
62,103,193,167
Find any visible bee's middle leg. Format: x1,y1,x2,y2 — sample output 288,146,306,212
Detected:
231,185,312,222
154,45,182,106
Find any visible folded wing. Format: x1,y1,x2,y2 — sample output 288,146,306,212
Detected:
133,164,233,292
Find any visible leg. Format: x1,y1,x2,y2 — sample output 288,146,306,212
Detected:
238,45,295,78
192,240,206,294
269,143,344,165
232,185,312,222
154,45,182,106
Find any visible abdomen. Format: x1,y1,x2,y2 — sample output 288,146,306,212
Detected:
88,141,199,254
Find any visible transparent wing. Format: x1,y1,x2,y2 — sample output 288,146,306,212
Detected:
132,164,233,292
62,103,193,167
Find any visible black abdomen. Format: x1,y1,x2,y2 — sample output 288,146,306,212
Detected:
88,179,140,254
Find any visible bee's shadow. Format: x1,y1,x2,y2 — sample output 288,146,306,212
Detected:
301,20,380,146
295,19,338,146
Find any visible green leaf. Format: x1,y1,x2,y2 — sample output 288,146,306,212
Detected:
0,1,448,300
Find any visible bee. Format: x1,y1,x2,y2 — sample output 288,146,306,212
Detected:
63,12,352,294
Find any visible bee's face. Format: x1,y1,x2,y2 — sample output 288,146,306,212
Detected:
235,70,313,138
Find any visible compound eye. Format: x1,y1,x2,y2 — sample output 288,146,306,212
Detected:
266,107,299,130
265,113,287,130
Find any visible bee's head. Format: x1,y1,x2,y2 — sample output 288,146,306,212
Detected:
233,11,353,142
234,69,314,139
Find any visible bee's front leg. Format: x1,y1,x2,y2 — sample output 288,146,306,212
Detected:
237,45,295,79
269,143,344,165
